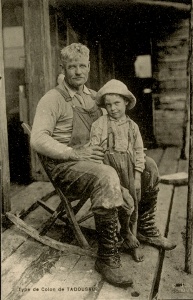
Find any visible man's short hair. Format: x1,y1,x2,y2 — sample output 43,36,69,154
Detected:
61,43,90,64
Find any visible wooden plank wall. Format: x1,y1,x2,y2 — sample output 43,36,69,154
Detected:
152,18,189,146
0,0,11,213
23,0,53,181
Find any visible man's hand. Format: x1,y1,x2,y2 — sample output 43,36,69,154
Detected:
71,145,104,162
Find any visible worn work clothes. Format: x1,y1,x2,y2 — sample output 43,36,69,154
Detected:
31,81,124,214
90,115,145,173
47,159,124,214
90,114,144,218
31,80,160,217
31,81,98,160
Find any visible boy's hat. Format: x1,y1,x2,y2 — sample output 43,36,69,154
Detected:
96,79,136,110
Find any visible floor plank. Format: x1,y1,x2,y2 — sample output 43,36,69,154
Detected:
158,159,193,300
2,240,48,299
10,183,26,198
19,255,101,300
158,147,181,176
10,181,54,215
146,148,164,167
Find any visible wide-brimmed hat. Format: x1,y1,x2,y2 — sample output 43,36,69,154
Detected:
96,79,136,110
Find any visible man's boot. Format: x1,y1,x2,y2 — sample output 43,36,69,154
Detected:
138,189,176,250
94,209,133,288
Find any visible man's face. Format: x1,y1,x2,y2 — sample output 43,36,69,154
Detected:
63,55,90,90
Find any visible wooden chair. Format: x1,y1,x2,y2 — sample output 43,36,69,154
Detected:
6,123,95,257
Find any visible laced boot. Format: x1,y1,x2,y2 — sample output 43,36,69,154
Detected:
138,189,176,250
118,207,131,240
94,209,133,288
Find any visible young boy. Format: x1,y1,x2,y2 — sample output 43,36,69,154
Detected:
90,79,145,262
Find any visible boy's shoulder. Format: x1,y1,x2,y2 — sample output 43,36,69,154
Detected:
96,114,108,122
127,116,139,128
92,114,108,127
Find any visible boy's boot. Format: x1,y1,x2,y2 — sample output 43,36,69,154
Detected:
118,207,130,240
94,209,133,288
138,189,176,250
118,207,135,251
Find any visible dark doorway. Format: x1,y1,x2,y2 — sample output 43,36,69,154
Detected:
64,2,156,147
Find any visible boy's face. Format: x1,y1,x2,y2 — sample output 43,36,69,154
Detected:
104,94,128,120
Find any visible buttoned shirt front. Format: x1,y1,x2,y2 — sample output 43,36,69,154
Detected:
90,115,145,173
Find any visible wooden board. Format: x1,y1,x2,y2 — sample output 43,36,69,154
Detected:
146,148,164,167
160,172,188,185
10,181,54,215
19,255,101,300
2,240,47,300
23,0,53,181
158,159,193,300
0,0,11,213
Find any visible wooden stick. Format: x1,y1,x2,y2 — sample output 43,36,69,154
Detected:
185,0,193,274
6,212,96,258
19,85,29,123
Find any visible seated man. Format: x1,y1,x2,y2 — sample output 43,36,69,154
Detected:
31,43,176,288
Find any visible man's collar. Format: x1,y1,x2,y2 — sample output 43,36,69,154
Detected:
62,80,91,98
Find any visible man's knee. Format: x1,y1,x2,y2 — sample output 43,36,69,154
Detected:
145,156,159,174
90,164,123,213
98,164,120,187
142,156,160,190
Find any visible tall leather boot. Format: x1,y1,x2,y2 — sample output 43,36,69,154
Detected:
138,189,176,250
94,209,133,288
118,207,132,240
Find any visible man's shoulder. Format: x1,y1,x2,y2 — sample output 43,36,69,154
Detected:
42,87,61,98
38,88,65,107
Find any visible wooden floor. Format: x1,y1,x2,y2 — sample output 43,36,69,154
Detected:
2,147,193,300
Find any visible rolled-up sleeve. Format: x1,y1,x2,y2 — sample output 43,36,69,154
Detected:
90,119,103,146
133,123,145,173
30,94,73,160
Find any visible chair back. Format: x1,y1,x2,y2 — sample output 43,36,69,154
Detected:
22,123,32,136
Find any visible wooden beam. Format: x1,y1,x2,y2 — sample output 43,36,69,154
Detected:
134,0,191,11
50,0,191,12
0,0,11,213
23,0,53,180
185,0,193,274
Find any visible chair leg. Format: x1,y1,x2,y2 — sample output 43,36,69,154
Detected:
57,188,90,249
38,200,67,223
39,201,65,236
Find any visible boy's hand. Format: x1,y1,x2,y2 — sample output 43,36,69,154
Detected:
135,171,141,201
